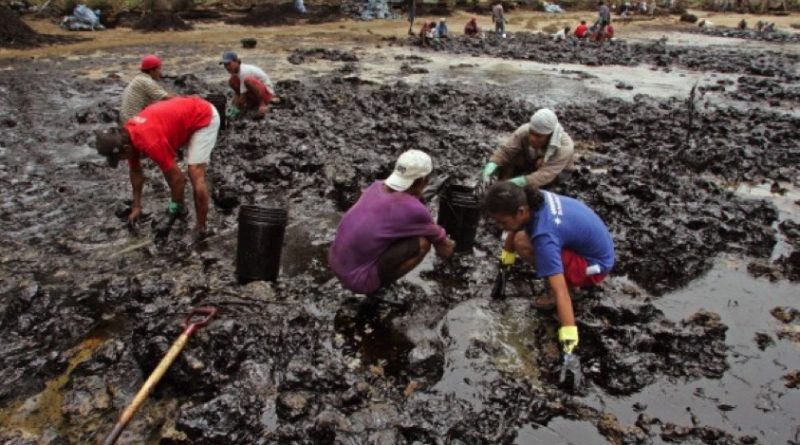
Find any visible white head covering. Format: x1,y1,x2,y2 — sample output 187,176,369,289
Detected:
385,149,433,192
529,108,564,162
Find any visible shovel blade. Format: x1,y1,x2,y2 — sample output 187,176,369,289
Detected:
490,266,507,300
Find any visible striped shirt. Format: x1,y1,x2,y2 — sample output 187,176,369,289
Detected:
119,73,170,124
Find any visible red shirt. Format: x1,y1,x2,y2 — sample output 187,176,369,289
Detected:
575,23,588,37
125,97,213,173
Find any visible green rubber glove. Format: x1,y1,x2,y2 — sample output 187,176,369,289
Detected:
482,162,499,179
167,200,186,216
509,176,527,187
227,105,241,119
558,325,579,354
500,249,517,266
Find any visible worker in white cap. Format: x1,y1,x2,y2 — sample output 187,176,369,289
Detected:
329,150,455,298
481,108,575,190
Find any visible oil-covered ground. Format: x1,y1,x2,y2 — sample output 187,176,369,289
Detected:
0,19,799,445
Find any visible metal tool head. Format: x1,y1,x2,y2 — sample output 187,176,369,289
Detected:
183,306,217,335
558,353,584,393
490,264,508,300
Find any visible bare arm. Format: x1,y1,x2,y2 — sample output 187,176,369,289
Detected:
162,165,185,205
548,273,576,327
129,167,145,221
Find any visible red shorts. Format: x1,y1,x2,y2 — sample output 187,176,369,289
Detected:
561,249,607,288
229,75,273,109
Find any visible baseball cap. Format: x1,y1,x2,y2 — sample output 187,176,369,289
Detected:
385,150,433,192
140,54,162,71
95,129,125,168
219,51,238,64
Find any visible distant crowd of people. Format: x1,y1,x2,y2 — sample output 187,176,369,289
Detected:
409,0,619,45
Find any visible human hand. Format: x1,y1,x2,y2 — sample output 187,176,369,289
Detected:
128,206,142,223
508,176,527,187
500,249,516,266
482,162,499,180
227,105,241,119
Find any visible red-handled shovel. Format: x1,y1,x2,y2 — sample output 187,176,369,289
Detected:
100,306,217,445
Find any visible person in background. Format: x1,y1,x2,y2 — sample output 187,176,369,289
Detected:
219,51,275,117
464,17,481,36
437,17,449,39
119,54,174,125
419,20,435,46
492,1,506,37
328,150,455,297
604,23,615,39
407,0,417,35
575,20,588,38
737,18,747,30
427,20,439,42
553,26,571,41
595,0,611,40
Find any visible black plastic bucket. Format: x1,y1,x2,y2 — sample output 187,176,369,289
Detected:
205,93,227,130
437,184,480,253
236,206,288,283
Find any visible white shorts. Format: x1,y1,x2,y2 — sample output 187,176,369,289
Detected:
187,104,220,166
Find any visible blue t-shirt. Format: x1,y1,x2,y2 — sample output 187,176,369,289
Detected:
528,191,615,278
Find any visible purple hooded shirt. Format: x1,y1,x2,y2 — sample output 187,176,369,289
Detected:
328,181,447,294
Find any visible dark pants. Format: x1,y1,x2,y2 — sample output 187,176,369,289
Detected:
377,237,421,286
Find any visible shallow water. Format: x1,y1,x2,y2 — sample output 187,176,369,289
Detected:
596,259,800,444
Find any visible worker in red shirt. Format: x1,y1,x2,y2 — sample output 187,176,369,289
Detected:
95,96,220,239
575,20,588,38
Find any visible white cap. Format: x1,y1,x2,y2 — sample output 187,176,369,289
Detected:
529,108,559,135
385,150,433,192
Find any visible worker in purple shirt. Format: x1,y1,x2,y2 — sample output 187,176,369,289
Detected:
328,150,456,296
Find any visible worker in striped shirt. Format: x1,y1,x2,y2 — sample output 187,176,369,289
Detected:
119,54,174,125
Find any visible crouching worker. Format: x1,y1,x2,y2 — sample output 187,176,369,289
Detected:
484,182,614,359
95,96,220,240
482,108,575,189
328,150,455,298
220,51,275,117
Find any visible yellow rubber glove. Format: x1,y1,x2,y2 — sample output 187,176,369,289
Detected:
500,249,517,266
558,325,579,354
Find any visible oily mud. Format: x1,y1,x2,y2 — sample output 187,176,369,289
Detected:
0,45,799,444
402,33,800,80
687,25,800,43
132,12,193,32
287,48,359,65
726,75,800,105
0,6,81,48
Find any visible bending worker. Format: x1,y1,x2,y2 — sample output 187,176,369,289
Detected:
95,96,220,239
482,108,575,189
483,182,614,361
328,150,455,298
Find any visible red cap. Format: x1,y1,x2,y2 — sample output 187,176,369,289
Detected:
140,54,162,71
